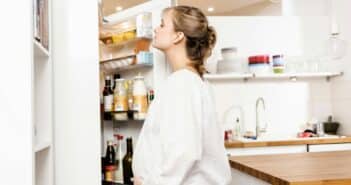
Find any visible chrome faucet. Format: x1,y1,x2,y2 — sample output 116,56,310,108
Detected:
255,97,267,138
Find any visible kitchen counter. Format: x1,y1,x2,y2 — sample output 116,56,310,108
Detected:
229,150,351,185
225,136,351,148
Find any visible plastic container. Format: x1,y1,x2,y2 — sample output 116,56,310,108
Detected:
217,59,245,74
273,66,284,74
272,55,284,74
248,55,271,74
248,55,270,65
221,47,237,60
249,63,271,74
136,13,152,38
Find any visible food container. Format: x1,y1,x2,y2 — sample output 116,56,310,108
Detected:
136,13,152,38
123,30,136,40
133,75,148,120
248,55,271,74
221,47,237,60
248,55,270,65
112,33,124,44
273,66,284,73
217,59,244,74
272,55,284,74
249,63,271,74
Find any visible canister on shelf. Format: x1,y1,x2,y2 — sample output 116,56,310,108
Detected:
221,47,237,60
248,55,271,74
272,55,284,74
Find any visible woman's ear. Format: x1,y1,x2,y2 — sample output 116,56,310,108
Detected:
173,31,185,44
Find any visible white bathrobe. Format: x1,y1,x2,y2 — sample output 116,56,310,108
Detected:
133,69,232,185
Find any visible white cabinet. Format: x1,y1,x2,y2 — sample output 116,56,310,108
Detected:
308,143,351,152
0,1,33,185
33,0,53,184
227,145,307,156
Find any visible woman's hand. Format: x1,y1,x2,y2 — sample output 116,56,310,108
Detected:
133,176,143,185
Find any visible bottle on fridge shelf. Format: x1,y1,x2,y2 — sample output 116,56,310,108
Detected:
114,134,124,183
104,140,116,182
132,75,148,120
112,73,121,90
103,76,113,120
113,78,128,121
101,157,105,182
148,89,154,104
126,80,134,119
123,137,134,185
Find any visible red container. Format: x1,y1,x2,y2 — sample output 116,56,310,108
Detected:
248,55,270,65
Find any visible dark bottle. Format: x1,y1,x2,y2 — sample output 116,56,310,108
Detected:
123,137,134,185
104,140,116,182
103,76,114,120
105,140,116,165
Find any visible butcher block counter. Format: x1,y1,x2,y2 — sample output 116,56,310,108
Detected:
225,136,351,148
229,150,351,185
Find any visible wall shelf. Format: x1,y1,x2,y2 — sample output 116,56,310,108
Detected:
204,73,253,80
34,40,50,57
204,72,343,82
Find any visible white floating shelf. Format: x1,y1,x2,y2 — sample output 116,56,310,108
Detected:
35,141,52,153
204,72,343,82
34,39,50,58
203,73,253,80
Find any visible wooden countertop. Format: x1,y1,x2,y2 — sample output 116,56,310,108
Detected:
225,136,351,148
229,150,351,185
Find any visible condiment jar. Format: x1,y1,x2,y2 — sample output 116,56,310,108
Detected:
113,78,128,120
132,75,148,120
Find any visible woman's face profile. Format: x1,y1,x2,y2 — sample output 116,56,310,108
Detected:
153,10,179,51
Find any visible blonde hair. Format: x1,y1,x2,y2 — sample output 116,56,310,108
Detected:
164,6,217,76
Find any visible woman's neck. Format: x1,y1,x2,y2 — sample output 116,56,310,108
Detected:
165,47,199,75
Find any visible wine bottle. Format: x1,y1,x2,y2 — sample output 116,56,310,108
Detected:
123,137,134,185
104,140,116,182
103,76,113,120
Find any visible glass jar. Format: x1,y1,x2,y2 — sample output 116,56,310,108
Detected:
272,55,284,74
113,78,128,120
132,75,148,120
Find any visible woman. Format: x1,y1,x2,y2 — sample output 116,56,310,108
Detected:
133,6,232,185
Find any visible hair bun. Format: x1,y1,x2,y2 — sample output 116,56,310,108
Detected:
166,5,217,76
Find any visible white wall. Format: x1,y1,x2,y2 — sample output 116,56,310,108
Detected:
330,0,351,135
229,1,281,16
0,1,33,185
207,16,333,137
